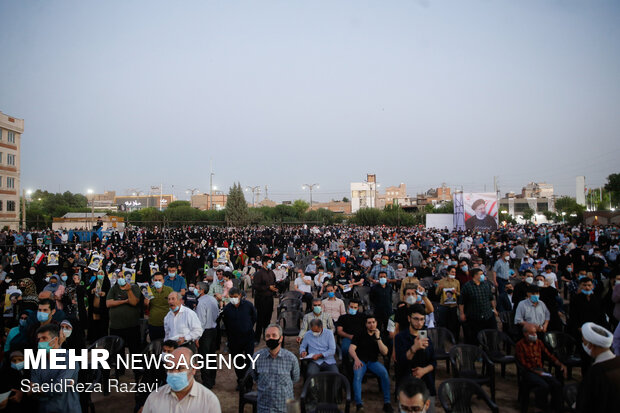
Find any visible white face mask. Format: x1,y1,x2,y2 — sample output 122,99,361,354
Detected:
525,277,533,284
312,331,321,337
230,297,240,305
536,281,545,287
62,329,72,338
582,342,592,357
448,274,456,279
405,296,416,305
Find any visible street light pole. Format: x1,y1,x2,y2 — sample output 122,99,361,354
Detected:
302,183,320,209
245,186,260,207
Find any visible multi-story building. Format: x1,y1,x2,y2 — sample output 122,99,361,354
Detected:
0,112,23,230
309,200,352,214
519,182,553,198
350,174,379,213
191,193,228,210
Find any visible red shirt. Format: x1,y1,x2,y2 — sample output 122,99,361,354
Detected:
516,337,559,372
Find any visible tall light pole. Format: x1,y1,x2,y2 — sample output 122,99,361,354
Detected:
87,189,94,229
302,183,320,209
186,188,199,208
245,186,260,207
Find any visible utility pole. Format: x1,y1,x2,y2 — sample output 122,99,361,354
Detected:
302,183,320,209
246,186,260,207
209,160,214,210
21,189,26,231
265,185,268,201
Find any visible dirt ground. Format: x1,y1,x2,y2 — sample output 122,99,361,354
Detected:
92,294,579,413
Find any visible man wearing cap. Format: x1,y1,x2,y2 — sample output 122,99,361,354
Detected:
576,322,620,413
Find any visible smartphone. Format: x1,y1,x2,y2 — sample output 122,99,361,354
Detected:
419,330,428,340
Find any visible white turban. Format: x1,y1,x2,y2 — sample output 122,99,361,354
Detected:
582,322,613,348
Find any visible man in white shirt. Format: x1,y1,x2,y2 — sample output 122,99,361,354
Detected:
142,346,221,413
164,292,203,352
293,269,314,312
195,282,220,389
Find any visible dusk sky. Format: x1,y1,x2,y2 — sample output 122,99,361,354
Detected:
1,0,619,202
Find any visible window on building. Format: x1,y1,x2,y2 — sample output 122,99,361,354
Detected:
0,128,2,141
7,201,15,211
0,176,2,187
7,154,15,166
7,131,15,144
0,201,3,211
0,152,3,163
7,177,14,189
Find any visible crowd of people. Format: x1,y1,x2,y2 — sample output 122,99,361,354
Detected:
0,223,619,413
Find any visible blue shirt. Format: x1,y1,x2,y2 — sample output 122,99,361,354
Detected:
163,274,187,292
251,347,300,413
300,328,336,365
493,259,511,280
31,351,81,413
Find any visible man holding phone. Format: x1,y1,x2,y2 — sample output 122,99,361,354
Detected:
394,304,436,413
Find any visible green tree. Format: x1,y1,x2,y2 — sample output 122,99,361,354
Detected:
522,208,535,222
167,200,191,208
292,199,310,218
225,182,248,226
352,208,382,226
305,208,335,225
342,197,350,203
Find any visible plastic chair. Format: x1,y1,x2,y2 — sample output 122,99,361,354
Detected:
281,290,303,301
514,358,546,413
477,329,515,378
428,327,456,373
277,298,303,317
449,344,496,401
499,310,520,343
88,335,125,396
301,371,351,413
353,286,371,312
542,331,581,379
438,378,499,413
278,310,304,337
238,370,257,413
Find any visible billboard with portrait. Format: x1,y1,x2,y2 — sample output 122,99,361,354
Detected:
463,193,498,231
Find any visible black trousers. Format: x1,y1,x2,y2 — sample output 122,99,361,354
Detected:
463,316,496,345
198,328,218,387
229,339,255,383
524,371,562,411
254,295,274,341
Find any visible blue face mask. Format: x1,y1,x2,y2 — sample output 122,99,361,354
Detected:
11,362,24,371
479,274,486,282
348,308,357,315
117,278,127,287
313,306,322,314
19,319,27,327
530,295,539,303
407,272,414,277
153,281,163,289
328,292,335,298
267,263,272,269
166,371,189,392
97,274,104,280
582,289,593,295
61,275,68,282
379,278,387,285
38,338,55,352
462,265,468,272
170,306,180,313
37,311,50,322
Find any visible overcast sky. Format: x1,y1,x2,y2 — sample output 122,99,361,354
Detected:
1,0,619,203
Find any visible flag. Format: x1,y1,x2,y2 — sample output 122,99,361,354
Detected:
35,251,45,265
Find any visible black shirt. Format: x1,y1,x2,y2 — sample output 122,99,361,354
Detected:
337,313,365,338
351,330,382,363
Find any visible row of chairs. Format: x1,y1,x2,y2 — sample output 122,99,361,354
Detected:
241,370,499,413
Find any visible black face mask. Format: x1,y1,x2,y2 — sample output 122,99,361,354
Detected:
266,338,281,350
